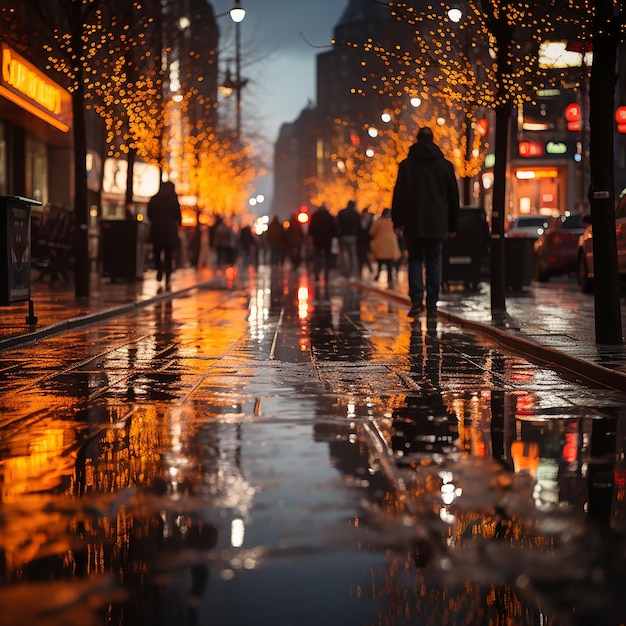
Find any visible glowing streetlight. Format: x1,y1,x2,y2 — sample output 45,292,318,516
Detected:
231,1,246,142
447,7,463,22
220,1,247,143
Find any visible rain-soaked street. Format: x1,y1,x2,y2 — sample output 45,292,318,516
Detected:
1,266,626,626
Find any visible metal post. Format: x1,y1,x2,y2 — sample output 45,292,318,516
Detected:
235,19,242,143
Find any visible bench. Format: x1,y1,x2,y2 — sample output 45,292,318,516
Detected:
31,204,75,284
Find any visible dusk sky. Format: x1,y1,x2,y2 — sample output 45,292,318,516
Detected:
209,0,345,145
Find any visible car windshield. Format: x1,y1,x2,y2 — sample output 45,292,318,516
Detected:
560,214,583,229
514,217,548,228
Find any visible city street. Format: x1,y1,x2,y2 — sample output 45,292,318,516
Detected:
1,266,626,626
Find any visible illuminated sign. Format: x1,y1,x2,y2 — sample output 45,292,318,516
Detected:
616,106,626,134
475,118,488,137
538,41,592,69
0,44,71,132
546,142,567,155
518,141,544,157
515,168,559,180
565,103,581,132
103,158,159,198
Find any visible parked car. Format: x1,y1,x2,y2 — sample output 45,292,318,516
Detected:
505,214,550,238
577,195,626,293
533,213,586,281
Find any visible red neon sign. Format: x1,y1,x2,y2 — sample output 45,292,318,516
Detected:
475,118,488,137
518,141,544,158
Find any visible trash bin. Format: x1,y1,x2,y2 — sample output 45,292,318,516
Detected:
0,195,41,306
442,207,489,290
504,236,535,291
100,219,146,281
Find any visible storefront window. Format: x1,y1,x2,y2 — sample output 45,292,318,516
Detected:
25,135,48,205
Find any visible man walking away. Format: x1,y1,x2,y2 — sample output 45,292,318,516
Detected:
147,180,182,287
336,199,361,277
391,127,460,318
308,202,337,283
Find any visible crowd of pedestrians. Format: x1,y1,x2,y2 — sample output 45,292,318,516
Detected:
144,126,460,308
144,199,407,287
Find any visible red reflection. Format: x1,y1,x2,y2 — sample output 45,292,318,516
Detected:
563,423,578,463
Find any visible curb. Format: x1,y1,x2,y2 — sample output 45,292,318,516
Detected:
353,279,626,393
0,279,218,351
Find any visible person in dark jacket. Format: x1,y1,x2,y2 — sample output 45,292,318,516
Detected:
391,127,460,317
147,180,182,285
308,202,337,283
336,199,361,277
266,216,285,266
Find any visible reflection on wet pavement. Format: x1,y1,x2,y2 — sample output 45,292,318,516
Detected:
0,266,625,625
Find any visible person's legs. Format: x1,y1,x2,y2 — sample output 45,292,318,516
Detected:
374,260,382,281
153,243,164,281
424,239,443,311
312,247,322,280
340,236,358,277
322,247,332,282
164,247,174,282
384,260,394,287
407,240,425,310
348,237,359,277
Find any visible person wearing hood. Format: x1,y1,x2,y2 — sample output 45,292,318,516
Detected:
391,126,460,318
147,180,182,286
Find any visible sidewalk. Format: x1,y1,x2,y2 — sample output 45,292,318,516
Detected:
358,276,626,392
2,267,626,392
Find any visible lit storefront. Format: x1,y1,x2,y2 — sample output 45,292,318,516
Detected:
101,157,160,220
0,44,72,207
502,42,592,223
508,137,582,223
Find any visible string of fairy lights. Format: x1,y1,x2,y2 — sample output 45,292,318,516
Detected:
318,0,599,210
4,0,602,218
31,0,259,219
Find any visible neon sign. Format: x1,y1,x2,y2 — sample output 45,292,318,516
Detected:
0,44,71,132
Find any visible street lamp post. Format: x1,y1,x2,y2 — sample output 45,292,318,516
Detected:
229,1,246,143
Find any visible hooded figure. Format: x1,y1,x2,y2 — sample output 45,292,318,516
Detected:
391,127,460,317
148,180,182,284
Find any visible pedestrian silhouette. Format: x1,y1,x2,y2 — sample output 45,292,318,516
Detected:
147,180,182,287
337,199,361,277
369,208,402,288
308,202,338,284
392,126,460,317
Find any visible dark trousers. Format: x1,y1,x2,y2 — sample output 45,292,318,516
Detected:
313,246,332,281
153,244,173,280
407,238,442,308
375,259,395,285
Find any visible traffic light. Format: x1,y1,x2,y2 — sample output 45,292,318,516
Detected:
297,205,309,225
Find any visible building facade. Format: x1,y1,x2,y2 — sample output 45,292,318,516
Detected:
0,41,73,208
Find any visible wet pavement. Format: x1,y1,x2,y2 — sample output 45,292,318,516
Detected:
1,266,626,625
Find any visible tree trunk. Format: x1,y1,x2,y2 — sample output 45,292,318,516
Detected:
125,147,136,213
71,63,90,299
489,101,511,315
589,0,622,344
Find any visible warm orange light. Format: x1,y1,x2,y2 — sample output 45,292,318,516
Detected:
518,141,544,157
515,168,558,179
0,44,71,132
475,118,488,137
